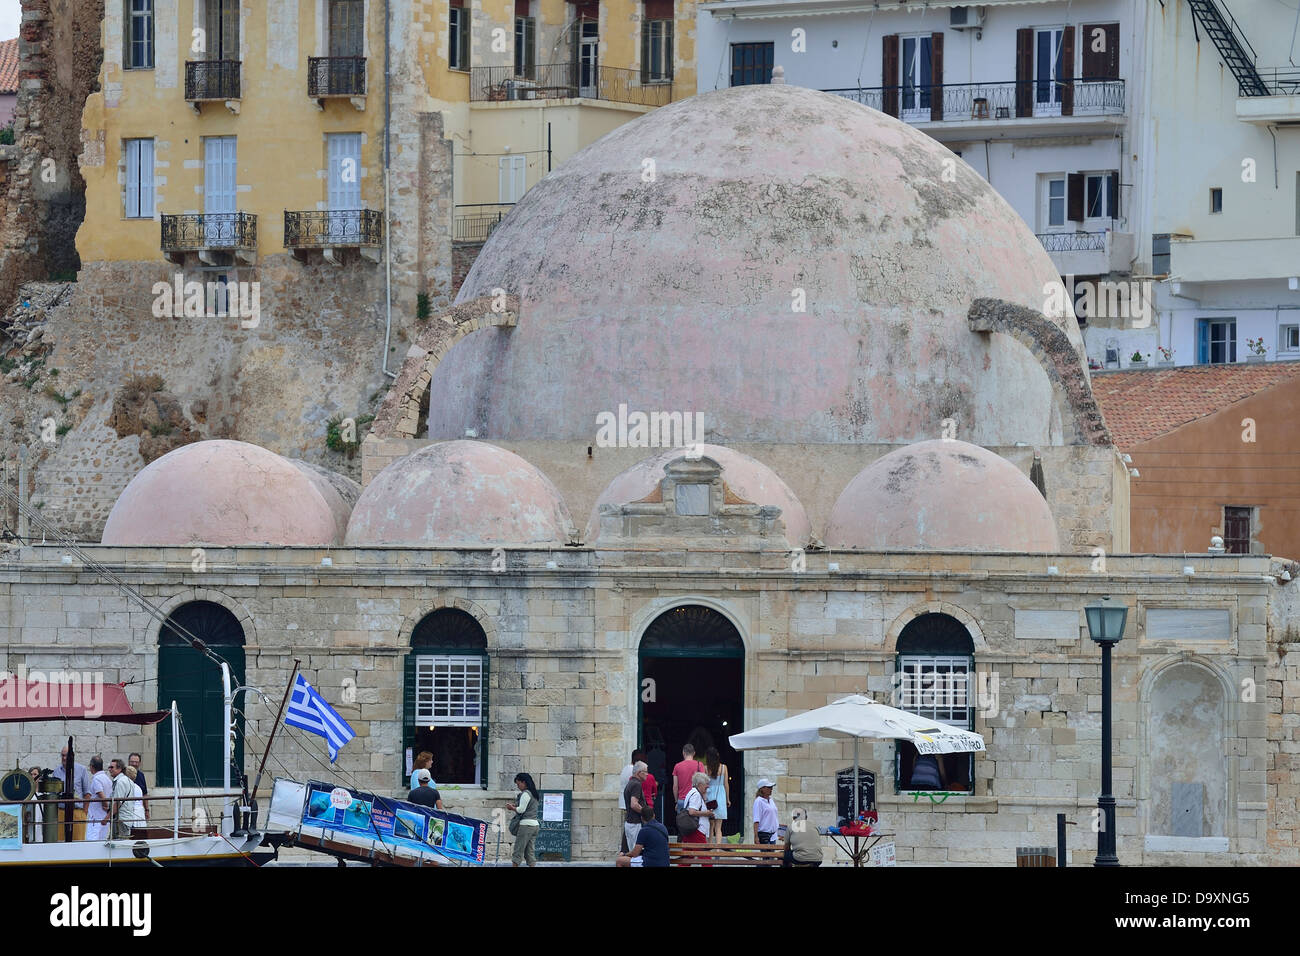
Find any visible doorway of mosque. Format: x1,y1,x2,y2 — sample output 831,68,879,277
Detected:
638,605,745,839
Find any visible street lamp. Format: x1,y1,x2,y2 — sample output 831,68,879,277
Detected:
1085,596,1127,867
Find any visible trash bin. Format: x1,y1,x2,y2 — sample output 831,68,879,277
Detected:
1015,845,1056,867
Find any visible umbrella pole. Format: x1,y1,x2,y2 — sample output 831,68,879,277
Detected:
853,737,861,868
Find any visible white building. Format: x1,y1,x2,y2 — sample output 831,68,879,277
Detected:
696,0,1300,370
696,0,1141,310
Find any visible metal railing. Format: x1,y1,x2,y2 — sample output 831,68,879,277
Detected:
161,212,258,252
308,56,367,98
454,203,514,243
823,78,1124,121
1255,67,1300,95
1036,232,1108,252
185,59,241,101
469,62,672,108
284,209,383,247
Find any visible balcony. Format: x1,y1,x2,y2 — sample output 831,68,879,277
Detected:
308,56,367,111
1170,235,1300,287
823,79,1124,140
1036,230,1134,278
185,60,242,112
469,63,673,108
284,209,383,264
453,204,514,243
161,212,257,265
1236,68,1300,125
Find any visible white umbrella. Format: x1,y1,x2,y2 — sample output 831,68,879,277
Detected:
728,694,985,822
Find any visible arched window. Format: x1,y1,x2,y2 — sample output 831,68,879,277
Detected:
895,613,975,794
157,601,245,787
404,608,488,788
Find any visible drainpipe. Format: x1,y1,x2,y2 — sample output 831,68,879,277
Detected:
381,0,397,379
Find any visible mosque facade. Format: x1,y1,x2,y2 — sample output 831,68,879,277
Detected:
3,83,1298,864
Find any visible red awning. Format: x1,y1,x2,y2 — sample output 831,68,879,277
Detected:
0,679,169,725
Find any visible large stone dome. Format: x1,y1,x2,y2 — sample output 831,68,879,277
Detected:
586,444,811,545
825,440,1060,552
102,440,341,546
344,440,575,547
430,83,1082,447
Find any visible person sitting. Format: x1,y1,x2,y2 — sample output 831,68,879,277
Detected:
782,808,823,868
407,769,444,810
616,804,670,868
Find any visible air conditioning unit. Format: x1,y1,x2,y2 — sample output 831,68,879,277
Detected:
949,6,985,29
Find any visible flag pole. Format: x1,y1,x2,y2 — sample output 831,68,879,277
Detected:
247,658,300,810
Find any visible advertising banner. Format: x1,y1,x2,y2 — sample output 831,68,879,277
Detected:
300,780,487,865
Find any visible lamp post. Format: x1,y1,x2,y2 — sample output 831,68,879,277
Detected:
1085,597,1127,867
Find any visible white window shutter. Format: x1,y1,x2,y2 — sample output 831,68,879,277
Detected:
125,141,140,218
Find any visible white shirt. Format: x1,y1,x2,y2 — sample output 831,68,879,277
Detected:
753,795,779,834
87,770,112,823
685,787,708,814
618,763,634,809
121,782,145,825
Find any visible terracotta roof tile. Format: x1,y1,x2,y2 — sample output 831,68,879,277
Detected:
0,39,17,97
1091,361,1300,449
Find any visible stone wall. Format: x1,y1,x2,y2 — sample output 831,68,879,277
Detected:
0,544,1289,865
451,240,485,297
0,0,104,310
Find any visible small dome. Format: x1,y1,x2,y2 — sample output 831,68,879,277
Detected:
102,440,340,546
287,459,362,544
825,440,1059,552
344,440,574,547
586,444,811,544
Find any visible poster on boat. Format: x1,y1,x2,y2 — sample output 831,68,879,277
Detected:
0,804,21,850
300,780,486,865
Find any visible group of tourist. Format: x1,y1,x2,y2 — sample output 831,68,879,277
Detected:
37,745,150,841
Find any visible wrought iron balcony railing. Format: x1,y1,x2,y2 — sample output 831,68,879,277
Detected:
1256,67,1300,96
185,60,242,101
823,78,1124,122
453,203,514,243
284,209,383,248
308,57,367,98
161,212,257,252
1036,232,1108,253
469,62,672,108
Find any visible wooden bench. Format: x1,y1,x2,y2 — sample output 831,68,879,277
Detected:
668,842,785,866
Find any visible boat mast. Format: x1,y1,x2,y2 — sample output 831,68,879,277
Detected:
246,658,300,817
171,701,180,839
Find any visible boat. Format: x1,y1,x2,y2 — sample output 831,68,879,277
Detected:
0,674,272,867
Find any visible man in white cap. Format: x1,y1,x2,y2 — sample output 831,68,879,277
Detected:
752,779,779,844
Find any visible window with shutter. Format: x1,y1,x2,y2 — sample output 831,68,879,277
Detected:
729,42,773,87
894,614,975,794
125,139,155,219
882,34,899,117
449,0,469,71
405,608,489,788
1081,23,1120,79
642,15,673,83
204,0,240,60
329,0,364,58
1223,507,1252,554
1015,28,1032,117
514,14,535,78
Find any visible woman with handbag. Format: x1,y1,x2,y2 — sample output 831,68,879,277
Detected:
505,772,541,867
675,771,713,857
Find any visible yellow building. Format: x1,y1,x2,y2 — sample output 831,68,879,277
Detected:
76,0,698,307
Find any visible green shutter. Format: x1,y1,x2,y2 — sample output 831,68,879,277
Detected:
157,645,244,788
666,21,674,81
402,652,417,787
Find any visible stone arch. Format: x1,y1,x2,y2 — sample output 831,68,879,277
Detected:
399,596,498,649
884,601,987,655
152,588,258,648
629,595,753,656
968,297,1112,447
1140,655,1232,840
369,293,520,440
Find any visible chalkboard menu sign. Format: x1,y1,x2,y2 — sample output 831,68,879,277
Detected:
836,767,876,822
533,789,572,862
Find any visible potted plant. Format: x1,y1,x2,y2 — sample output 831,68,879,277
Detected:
1246,338,1267,362
1129,350,1147,368
1156,346,1175,367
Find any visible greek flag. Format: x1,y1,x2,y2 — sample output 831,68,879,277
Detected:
284,674,355,762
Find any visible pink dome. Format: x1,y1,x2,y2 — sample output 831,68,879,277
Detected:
431,83,1082,448
825,440,1060,552
102,440,340,546
344,440,575,547
586,444,811,544
288,459,362,543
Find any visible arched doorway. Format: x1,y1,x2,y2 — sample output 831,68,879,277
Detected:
638,605,744,837
157,601,246,787
895,612,975,794
404,608,488,789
